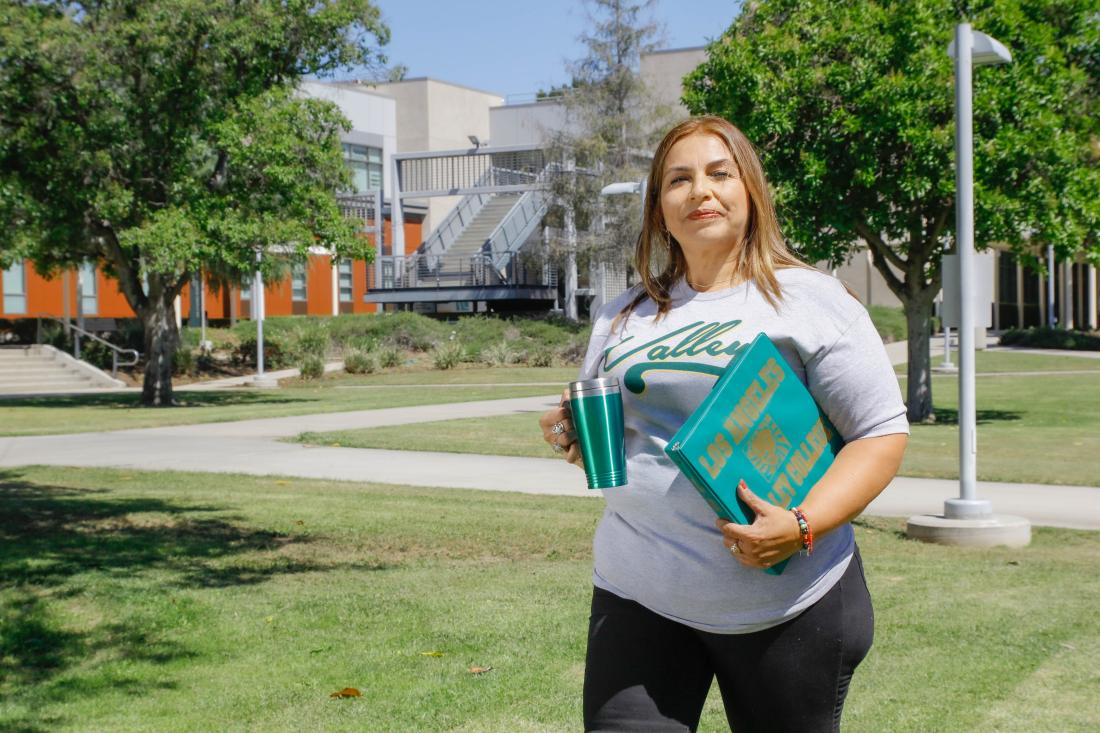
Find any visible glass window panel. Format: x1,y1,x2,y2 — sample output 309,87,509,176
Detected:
80,261,98,316
292,263,307,301
2,261,26,314
367,147,382,163
367,163,383,191
338,260,353,302
351,164,369,193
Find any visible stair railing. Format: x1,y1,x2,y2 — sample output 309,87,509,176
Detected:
35,315,140,378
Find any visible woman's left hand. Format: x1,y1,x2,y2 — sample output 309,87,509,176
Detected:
715,480,803,570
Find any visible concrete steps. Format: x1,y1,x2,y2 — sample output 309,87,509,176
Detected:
0,345,125,395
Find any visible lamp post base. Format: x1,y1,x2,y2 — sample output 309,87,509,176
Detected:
944,497,993,518
251,375,280,389
906,513,1031,547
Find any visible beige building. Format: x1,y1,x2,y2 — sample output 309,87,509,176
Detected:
640,46,707,117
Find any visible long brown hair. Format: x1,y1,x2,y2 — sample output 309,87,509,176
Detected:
614,116,812,330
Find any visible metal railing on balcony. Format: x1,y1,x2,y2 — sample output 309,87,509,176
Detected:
367,252,557,292
397,149,546,198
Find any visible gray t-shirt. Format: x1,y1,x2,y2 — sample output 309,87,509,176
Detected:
578,267,909,634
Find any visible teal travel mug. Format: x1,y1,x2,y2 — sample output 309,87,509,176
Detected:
568,377,627,489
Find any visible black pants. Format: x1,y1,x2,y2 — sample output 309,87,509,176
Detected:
583,548,874,733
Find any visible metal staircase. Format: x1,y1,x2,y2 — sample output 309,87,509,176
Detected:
444,193,524,259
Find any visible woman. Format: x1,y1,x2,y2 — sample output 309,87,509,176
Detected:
539,116,908,732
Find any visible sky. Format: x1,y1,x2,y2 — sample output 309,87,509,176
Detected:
354,0,744,100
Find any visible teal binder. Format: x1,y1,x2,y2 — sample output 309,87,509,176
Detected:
665,333,844,574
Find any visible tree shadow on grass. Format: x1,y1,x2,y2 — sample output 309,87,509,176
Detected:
924,408,1022,426
0,469,379,728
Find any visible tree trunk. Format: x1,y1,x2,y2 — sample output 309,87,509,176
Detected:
903,297,935,423
140,293,180,406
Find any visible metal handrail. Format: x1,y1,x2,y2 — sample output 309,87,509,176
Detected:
35,315,140,378
369,252,557,290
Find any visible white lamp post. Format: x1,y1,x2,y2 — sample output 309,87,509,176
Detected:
946,23,1011,519
907,24,1029,546
251,249,278,388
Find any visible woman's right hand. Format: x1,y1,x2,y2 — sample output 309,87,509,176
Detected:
539,388,585,469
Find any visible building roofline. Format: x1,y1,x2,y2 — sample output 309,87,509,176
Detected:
643,45,708,56
302,79,397,101
357,76,505,99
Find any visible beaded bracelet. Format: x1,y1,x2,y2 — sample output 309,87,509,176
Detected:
791,507,814,556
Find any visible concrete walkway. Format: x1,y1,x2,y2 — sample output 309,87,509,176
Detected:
2,393,1097,531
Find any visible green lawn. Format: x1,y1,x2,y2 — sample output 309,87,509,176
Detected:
296,352,1100,488
0,366,574,437
0,467,1096,732
899,349,1100,374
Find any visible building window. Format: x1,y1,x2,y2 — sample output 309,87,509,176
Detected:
79,261,98,316
342,143,383,193
2,261,27,314
338,259,354,303
291,263,308,301
240,277,252,300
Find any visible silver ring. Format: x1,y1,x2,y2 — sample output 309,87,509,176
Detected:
729,541,741,555
552,442,564,453
551,421,566,435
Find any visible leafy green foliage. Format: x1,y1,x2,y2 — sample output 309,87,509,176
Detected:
480,340,518,367
543,0,675,275
0,0,388,404
343,350,377,374
1000,326,1100,350
297,354,325,380
684,0,1099,419
377,346,403,369
431,342,465,370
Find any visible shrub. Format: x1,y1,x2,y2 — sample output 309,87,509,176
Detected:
377,346,403,368
528,347,555,367
236,336,290,369
298,354,325,380
559,335,590,365
173,347,195,376
481,340,516,367
383,312,444,351
296,327,329,358
431,342,464,370
1000,326,1100,351
343,350,377,374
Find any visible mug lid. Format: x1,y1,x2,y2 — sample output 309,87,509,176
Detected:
569,377,620,394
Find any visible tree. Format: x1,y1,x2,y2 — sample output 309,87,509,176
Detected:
544,0,676,318
683,0,1100,422
0,0,389,405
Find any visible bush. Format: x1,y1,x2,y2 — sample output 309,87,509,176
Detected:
236,336,291,369
173,347,195,376
481,339,516,367
343,350,377,374
528,347,555,368
377,346,403,369
1000,326,1100,351
431,342,464,370
298,354,325,380
559,335,590,365
383,312,444,351
296,327,329,358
